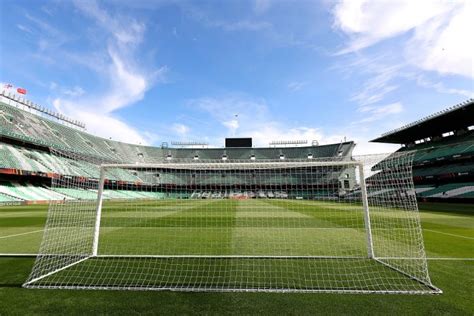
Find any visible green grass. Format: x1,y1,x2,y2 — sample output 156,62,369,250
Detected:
0,201,473,315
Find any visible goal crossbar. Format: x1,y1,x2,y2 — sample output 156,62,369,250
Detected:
100,160,363,170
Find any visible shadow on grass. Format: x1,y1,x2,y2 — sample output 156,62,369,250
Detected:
418,202,474,215
0,283,22,287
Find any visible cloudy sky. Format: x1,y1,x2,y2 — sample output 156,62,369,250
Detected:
0,0,472,154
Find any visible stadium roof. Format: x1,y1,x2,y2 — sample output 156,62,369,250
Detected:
371,99,474,144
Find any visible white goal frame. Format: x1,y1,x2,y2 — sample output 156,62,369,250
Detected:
92,161,375,260
24,157,442,294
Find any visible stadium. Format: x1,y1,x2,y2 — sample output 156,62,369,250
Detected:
372,99,474,202
1,89,473,313
0,0,472,313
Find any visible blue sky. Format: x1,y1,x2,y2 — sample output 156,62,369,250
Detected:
0,0,472,154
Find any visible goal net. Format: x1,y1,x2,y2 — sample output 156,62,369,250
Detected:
24,151,440,293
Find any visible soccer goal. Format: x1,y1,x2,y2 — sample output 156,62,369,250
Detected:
24,152,441,293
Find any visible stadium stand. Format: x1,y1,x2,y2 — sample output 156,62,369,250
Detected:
372,98,474,202
0,181,66,201
1,99,355,164
0,191,22,202
416,182,474,198
0,96,356,203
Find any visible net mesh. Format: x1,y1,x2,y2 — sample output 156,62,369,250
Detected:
23,150,440,293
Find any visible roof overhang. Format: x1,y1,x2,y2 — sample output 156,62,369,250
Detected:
371,99,474,144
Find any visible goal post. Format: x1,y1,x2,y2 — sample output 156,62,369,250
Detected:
92,166,106,257
23,152,441,294
358,164,374,259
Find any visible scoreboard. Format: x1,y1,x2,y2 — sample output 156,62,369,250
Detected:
225,138,252,148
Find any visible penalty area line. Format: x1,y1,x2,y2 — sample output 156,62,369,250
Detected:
423,229,474,240
0,229,44,239
427,257,474,261
376,256,474,261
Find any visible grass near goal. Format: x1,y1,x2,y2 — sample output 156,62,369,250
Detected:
23,153,441,293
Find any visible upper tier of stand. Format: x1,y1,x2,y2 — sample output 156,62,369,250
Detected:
0,101,354,163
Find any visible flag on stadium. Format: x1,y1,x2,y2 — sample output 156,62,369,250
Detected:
17,87,27,94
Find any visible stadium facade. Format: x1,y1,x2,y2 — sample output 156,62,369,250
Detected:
0,92,355,203
372,98,474,202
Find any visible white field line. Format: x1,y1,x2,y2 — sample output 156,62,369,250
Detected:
427,258,474,261
0,228,470,239
0,253,37,256
378,257,474,261
423,229,474,240
0,254,472,261
0,229,44,239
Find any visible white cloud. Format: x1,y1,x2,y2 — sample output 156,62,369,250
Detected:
249,125,343,148
415,75,474,98
406,2,474,78
287,81,307,92
172,123,190,137
357,102,403,123
187,94,348,148
99,47,149,113
73,0,145,46
53,98,149,144
24,12,61,35
41,5,54,16
334,45,470,119
221,20,271,31
238,121,399,155
44,0,166,145
63,86,85,97
333,0,455,53
222,120,239,136
23,12,70,52
17,24,33,34
254,0,272,14
188,94,267,136
50,84,85,98
180,3,271,32
350,63,400,106
351,139,400,156
335,56,408,123
332,0,473,78
184,92,404,155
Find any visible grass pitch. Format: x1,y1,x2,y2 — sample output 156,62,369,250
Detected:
0,201,473,314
